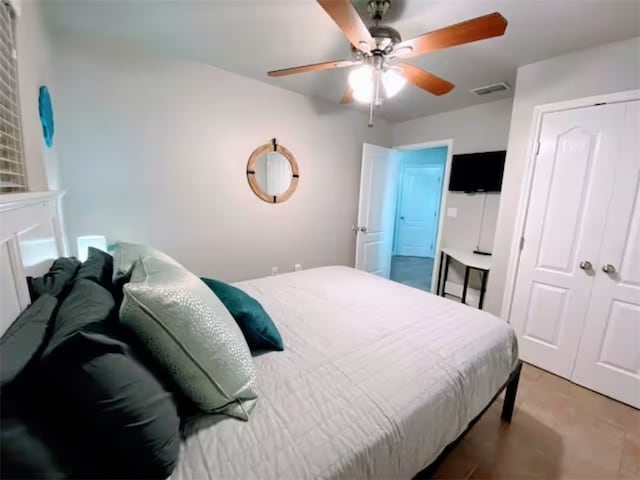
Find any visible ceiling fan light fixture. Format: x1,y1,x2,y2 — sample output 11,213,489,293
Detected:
353,89,373,103
349,64,406,103
349,65,374,103
393,45,414,58
358,40,371,52
382,68,406,98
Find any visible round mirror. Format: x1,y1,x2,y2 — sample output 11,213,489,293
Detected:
254,151,291,196
247,141,299,203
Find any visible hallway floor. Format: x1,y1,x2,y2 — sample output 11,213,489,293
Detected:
390,255,434,292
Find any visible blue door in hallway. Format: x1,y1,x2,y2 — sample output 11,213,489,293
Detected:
395,165,442,257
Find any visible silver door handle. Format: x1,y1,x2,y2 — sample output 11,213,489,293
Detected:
359,226,368,233
579,260,592,271
601,264,616,274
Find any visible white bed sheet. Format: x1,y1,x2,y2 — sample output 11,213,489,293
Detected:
172,266,518,480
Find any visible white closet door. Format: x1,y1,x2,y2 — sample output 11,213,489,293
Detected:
510,103,627,378
572,101,640,408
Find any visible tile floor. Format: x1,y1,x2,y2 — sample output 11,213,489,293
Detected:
432,363,640,479
390,256,434,292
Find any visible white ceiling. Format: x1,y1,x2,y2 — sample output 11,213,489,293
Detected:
43,0,640,123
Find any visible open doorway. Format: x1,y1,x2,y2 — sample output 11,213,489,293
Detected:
390,147,447,291
354,141,452,293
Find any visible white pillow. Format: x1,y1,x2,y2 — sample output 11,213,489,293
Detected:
112,242,182,281
120,256,257,420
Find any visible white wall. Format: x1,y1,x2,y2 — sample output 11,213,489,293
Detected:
38,25,640,307
52,34,392,282
15,0,60,191
487,36,640,316
392,99,513,289
392,98,513,154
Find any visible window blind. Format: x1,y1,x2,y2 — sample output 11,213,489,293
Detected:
0,0,26,193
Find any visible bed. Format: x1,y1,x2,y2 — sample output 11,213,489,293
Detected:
0,193,520,479
174,266,520,480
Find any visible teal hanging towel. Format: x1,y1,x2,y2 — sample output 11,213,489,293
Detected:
38,86,54,147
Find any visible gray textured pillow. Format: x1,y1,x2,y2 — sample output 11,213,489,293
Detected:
112,242,182,281
119,256,257,420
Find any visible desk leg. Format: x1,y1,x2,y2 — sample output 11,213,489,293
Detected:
461,266,470,305
479,270,488,310
441,254,450,297
437,251,445,295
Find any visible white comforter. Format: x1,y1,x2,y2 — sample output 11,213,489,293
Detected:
172,266,518,480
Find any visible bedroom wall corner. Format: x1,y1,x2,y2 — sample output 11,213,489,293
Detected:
50,32,392,282
15,0,61,191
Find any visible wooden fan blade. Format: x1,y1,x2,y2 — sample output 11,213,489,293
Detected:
268,59,359,77
340,87,354,104
398,63,454,96
395,12,507,58
317,0,375,50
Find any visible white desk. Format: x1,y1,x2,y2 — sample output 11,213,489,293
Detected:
436,248,492,309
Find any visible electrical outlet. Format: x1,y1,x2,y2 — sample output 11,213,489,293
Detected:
271,266,279,276
294,264,303,272
447,208,458,218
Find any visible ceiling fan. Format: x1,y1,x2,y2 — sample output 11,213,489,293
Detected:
267,0,508,126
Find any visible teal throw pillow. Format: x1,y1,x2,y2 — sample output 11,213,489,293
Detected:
201,277,283,352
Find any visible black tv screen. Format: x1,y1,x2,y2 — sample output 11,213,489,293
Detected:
448,151,506,192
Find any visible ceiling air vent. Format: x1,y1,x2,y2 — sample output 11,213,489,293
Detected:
470,82,511,96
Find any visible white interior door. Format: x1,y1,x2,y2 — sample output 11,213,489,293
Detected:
355,144,397,278
572,101,640,408
395,165,442,257
510,103,627,379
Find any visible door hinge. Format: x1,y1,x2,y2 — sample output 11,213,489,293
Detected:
519,236,525,251
535,142,541,156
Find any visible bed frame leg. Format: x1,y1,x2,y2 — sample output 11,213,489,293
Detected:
501,360,522,422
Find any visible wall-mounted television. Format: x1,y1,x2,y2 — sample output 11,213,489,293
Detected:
448,150,506,193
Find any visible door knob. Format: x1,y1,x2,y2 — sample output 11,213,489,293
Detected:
359,226,368,233
400,216,405,220
579,260,592,271
601,264,616,274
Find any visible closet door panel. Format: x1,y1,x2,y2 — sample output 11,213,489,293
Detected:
572,101,640,408
510,103,626,378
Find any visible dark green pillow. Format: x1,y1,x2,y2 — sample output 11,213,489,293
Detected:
27,257,80,301
201,277,283,352
41,279,180,479
2,292,98,479
0,294,58,387
1,390,71,480
76,247,113,291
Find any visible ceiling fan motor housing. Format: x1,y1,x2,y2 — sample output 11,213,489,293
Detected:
351,24,401,59
368,25,402,52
